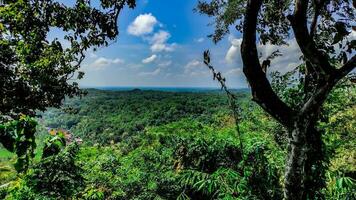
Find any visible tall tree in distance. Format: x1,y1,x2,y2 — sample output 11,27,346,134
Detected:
0,0,136,171
198,0,355,199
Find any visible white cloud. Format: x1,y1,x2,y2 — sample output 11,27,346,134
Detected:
127,15,177,53
112,58,125,64
158,60,172,67
255,30,354,74
127,13,158,36
151,43,176,52
139,68,161,76
258,39,302,74
184,60,208,76
348,30,356,40
226,37,242,64
225,35,302,74
225,68,242,76
151,30,170,44
88,52,98,58
91,57,124,70
142,54,157,64
195,37,205,43
185,60,201,69
149,30,176,52
127,63,144,69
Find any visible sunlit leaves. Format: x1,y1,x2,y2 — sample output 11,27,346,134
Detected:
19,143,84,199
0,115,37,172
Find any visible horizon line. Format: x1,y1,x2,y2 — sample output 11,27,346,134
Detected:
81,86,249,89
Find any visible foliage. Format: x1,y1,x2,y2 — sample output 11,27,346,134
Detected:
41,132,67,158
0,0,136,171
81,186,105,200
0,115,37,172
270,68,305,109
0,88,354,199
325,175,356,200
72,115,284,199
0,0,135,118
6,142,83,200
0,1,355,199
41,89,243,144
178,143,282,199
196,0,292,44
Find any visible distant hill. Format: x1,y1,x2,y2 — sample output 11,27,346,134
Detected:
41,89,251,145
81,86,250,93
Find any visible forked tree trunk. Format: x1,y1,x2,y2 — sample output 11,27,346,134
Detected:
239,1,354,199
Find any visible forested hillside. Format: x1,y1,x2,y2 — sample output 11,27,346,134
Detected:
1,84,354,199
40,89,236,145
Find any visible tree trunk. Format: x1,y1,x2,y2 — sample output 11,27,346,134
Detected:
284,120,308,200
304,122,326,199
284,117,325,200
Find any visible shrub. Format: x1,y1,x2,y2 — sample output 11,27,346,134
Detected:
12,144,84,199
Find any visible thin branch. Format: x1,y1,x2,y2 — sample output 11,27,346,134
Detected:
334,55,356,82
203,50,244,157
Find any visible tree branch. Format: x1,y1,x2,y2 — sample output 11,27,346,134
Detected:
334,55,356,82
301,55,355,115
300,81,332,115
288,0,335,76
241,0,295,129
309,0,320,38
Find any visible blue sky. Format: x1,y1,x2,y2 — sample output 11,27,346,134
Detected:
74,0,249,88
57,0,304,88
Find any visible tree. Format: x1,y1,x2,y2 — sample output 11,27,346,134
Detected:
197,0,355,199
0,0,135,170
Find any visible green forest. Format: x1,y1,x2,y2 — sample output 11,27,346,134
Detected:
1,80,355,199
2,89,248,198
0,0,355,199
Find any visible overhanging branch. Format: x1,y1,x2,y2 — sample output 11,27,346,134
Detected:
241,0,295,129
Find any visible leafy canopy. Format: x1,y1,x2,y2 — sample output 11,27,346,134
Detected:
0,0,135,119
0,0,136,171
197,0,355,49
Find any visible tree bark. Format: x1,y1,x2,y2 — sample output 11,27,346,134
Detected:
284,119,308,200
284,115,325,200
304,124,325,200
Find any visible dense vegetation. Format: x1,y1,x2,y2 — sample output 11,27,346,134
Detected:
0,80,355,199
41,89,235,145
0,0,355,199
